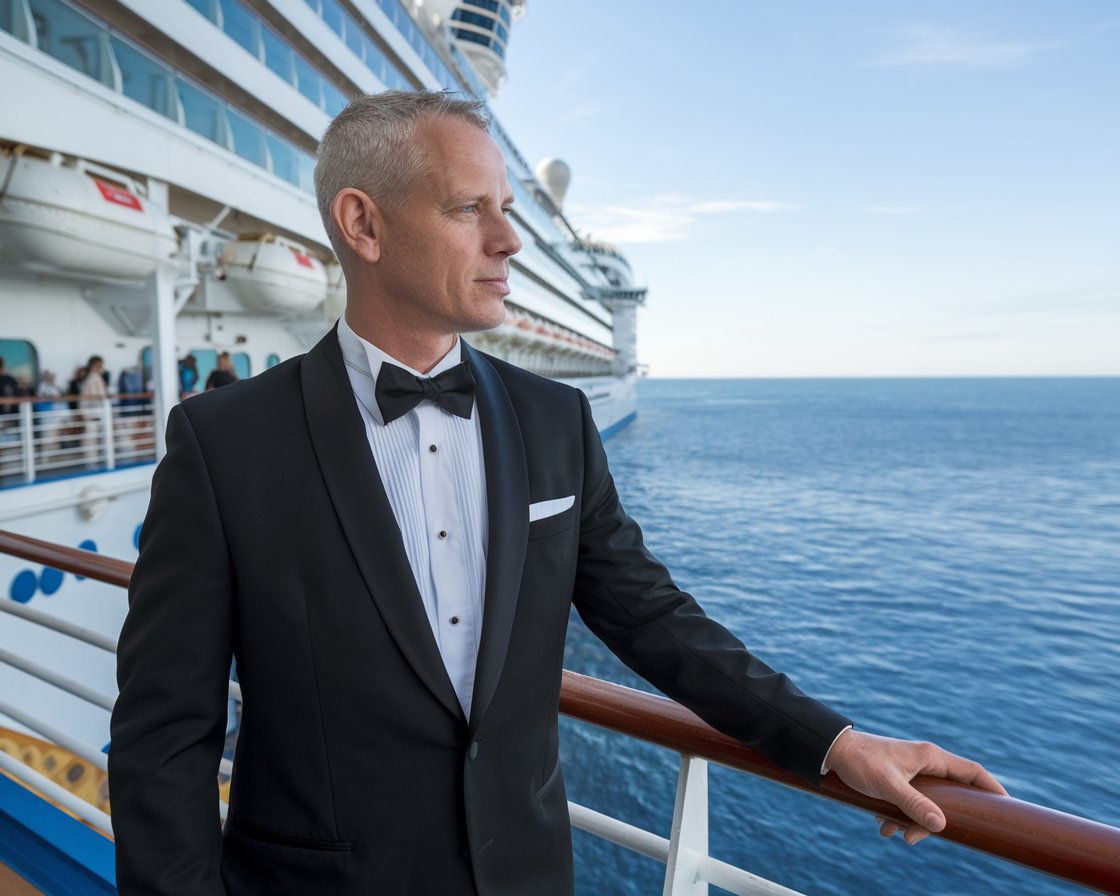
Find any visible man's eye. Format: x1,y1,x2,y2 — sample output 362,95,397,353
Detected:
459,205,478,214
502,206,513,216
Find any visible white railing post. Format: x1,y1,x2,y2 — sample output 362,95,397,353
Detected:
101,398,115,470
663,755,709,896
19,401,35,483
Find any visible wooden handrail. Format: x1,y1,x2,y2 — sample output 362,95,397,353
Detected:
2,527,1118,893
0,529,132,588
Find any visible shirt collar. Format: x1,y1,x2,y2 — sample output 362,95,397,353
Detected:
337,314,463,425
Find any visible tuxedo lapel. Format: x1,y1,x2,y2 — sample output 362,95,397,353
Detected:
301,327,463,722
464,342,529,730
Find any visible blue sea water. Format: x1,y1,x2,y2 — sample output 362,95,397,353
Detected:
562,378,1120,896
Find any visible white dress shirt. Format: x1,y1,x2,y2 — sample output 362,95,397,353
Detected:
337,316,488,719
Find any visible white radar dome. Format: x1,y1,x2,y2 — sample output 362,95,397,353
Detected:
534,158,571,212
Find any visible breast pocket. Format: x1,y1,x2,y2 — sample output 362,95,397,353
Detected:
527,505,575,541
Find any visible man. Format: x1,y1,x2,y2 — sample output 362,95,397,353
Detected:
110,91,1004,895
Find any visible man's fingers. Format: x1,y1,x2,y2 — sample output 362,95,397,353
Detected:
895,781,946,833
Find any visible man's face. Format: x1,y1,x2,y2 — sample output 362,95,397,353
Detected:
373,116,522,337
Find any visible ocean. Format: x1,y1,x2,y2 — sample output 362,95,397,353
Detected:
561,377,1120,896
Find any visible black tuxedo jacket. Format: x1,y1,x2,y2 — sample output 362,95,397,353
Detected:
109,328,849,895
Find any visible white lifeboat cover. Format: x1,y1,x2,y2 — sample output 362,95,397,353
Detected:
219,235,327,314
0,153,178,280
323,261,345,324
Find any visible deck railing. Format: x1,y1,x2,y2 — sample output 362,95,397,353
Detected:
0,529,1118,895
0,395,157,488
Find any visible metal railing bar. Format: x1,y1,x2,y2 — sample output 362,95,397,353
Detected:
568,802,803,896
0,748,113,838
0,600,118,653
0,699,108,773
0,647,116,712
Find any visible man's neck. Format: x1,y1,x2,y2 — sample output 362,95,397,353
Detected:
344,310,457,374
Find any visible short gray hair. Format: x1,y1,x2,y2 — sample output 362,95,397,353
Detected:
314,90,490,259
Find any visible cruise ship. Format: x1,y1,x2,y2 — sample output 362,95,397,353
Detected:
2,2,1119,895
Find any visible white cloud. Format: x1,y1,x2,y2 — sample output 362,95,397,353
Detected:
568,194,800,244
873,25,1046,69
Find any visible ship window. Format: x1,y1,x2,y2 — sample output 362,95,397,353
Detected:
178,79,233,150
227,109,267,167
495,22,508,43
499,3,511,25
293,54,323,107
218,0,261,60
343,17,362,58
191,350,218,388
452,10,497,31
28,0,113,84
297,154,316,194
112,36,181,123
0,340,39,392
323,81,348,117
183,0,218,25
266,135,299,186
452,28,491,48
232,353,251,380
266,353,281,370
261,27,295,85
320,0,343,36
463,0,500,12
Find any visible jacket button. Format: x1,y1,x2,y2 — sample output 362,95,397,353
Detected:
468,742,479,760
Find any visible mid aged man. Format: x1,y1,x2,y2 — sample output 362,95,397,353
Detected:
109,91,1005,894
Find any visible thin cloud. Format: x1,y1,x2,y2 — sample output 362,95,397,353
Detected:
569,194,801,244
872,25,1048,69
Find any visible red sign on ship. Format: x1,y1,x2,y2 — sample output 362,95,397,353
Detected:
290,248,314,268
93,178,144,212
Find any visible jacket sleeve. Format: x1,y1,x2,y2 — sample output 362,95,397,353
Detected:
570,390,850,783
109,404,233,894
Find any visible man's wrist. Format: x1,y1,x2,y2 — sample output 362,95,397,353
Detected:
821,725,853,775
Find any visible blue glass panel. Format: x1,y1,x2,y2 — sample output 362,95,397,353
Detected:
320,0,343,35
183,0,216,22
28,0,109,82
261,26,294,84
323,81,347,117
218,0,260,57
293,54,322,106
297,153,316,194
177,79,229,145
453,28,491,48
452,9,496,31
111,36,179,120
343,15,361,57
232,353,251,379
266,353,281,369
266,134,299,185
227,109,266,165
464,0,499,11
499,3,511,25
496,22,507,43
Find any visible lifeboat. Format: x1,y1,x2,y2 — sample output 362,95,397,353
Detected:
0,148,178,281
218,233,326,314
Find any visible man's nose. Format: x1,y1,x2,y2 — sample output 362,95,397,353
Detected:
489,211,522,257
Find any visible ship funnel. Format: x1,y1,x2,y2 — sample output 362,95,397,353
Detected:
535,158,571,213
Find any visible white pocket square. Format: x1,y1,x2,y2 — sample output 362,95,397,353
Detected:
528,495,575,522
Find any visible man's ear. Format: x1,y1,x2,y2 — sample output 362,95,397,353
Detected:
331,188,383,263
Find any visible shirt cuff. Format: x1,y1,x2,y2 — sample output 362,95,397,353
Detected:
820,725,853,776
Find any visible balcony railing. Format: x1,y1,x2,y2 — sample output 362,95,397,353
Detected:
0,529,1118,894
0,394,157,488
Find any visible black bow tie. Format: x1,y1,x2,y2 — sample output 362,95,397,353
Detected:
374,361,476,424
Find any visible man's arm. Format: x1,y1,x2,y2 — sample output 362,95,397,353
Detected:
570,390,1007,834
109,405,234,894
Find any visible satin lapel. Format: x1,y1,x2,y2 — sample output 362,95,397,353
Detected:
464,342,529,731
301,327,463,722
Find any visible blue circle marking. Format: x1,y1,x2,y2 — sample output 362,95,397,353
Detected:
40,567,64,596
10,570,37,604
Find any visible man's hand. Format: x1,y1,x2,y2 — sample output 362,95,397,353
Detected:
825,729,1007,845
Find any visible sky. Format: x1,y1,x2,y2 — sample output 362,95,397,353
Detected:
490,1,1120,377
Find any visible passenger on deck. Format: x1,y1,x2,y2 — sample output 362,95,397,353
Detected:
204,351,239,390
79,355,108,465
110,91,1007,896
0,357,19,416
